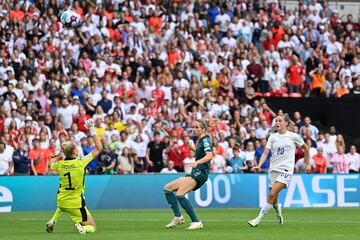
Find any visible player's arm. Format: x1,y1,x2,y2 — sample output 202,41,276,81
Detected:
253,148,270,171
302,143,311,173
185,139,196,152
191,151,213,168
86,119,103,158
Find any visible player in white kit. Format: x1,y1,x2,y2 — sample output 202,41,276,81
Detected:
248,114,310,227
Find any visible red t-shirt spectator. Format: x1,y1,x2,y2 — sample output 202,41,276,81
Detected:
312,155,327,174
151,88,165,108
148,106,159,117
168,48,181,65
168,147,183,168
272,26,285,44
29,149,48,175
288,64,304,85
179,144,190,161
263,38,278,51
10,9,25,22
74,7,84,17
77,114,92,133
149,16,163,35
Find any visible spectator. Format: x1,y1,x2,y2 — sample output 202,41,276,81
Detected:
331,146,350,174
146,132,166,172
287,56,305,94
97,141,117,174
228,147,247,173
12,140,31,176
160,160,178,174
29,138,48,175
312,146,327,174
256,120,271,140
300,117,319,140
0,142,13,175
254,138,271,173
309,66,326,97
117,147,134,174
295,157,315,173
346,145,360,173
183,150,196,174
211,148,226,174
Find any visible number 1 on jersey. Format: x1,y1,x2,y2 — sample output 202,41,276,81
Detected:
64,172,75,190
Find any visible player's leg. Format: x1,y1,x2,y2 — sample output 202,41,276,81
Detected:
65,207,92,234
272,192,283,224
164,178,185,228
80,208,96,233
46,207,63,233
249,181,286,227
175,177,203,230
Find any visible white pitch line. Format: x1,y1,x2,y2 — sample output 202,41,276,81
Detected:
14,218,360,224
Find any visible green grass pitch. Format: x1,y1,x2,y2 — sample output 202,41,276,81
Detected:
0,208,358,240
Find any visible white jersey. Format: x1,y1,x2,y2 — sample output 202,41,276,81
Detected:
266,131,304,174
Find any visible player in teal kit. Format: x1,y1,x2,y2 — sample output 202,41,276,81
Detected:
163,120,213,230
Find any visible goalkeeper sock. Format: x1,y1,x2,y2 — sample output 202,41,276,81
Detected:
164,190,181,217
83,225,96,233
51,208,62,223
177,196,199,222
273,202,279,214
258,202,272,220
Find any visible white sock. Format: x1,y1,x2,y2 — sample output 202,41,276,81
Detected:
273,202,279,214
258,202,272,220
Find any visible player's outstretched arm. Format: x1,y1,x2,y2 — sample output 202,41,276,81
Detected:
85,119,103,158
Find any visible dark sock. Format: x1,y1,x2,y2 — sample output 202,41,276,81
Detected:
164,190,181,217
177,196,199,222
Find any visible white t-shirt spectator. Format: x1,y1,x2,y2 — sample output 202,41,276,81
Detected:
215,14,231,32
210,103,230,117
0,146,13,175
56,106,74,129
232,68,247,89
268,70,286,91
256,126,270,139
326,41,343,56
220,37,237,49
322,142,337,168
346,152,360,172
211,154,226,173
74,131,87,145
183,156,195,173
174,78,190,90
160,167,178,174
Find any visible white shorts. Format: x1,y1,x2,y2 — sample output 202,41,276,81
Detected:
268,171,292,188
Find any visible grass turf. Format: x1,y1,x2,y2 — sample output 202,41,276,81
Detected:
0,208,358,240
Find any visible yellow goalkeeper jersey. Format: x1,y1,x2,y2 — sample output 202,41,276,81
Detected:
50,153,94,208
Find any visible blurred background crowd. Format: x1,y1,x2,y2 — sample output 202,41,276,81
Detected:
0,0,359,176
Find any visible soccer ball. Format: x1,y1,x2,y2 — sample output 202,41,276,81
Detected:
60,10,81,29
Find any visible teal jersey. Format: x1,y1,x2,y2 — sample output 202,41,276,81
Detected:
193,135,213,175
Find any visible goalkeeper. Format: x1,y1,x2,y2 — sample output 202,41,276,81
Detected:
45,119,103,234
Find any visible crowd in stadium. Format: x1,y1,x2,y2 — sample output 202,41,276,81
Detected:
0,0,359,176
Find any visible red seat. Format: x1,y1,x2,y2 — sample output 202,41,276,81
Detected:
289,92,302,98
254,92,263,97
281,93,289,97
263,92,271,97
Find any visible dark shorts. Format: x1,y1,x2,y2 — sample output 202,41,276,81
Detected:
185,168,208,191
